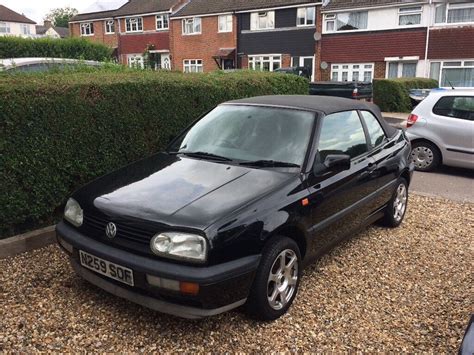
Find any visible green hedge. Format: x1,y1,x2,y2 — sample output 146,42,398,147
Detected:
0,36,112,61
373,78,439,112
0,71,309,237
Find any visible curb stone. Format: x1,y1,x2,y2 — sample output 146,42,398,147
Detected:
0,225,56,259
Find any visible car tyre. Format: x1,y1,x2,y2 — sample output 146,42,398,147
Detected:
246,236,301,321
411,141,441,172
381,178,409,228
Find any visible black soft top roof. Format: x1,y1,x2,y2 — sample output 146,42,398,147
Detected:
225,95,397,137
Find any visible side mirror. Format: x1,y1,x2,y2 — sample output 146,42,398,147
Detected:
323,154,351,172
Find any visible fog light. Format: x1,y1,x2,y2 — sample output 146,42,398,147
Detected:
146,275,200,295
146,275,180,291
58,237,73,254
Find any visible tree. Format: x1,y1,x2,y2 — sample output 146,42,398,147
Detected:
45,7,78,28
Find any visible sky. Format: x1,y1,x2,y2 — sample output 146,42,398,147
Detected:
2,0,127,24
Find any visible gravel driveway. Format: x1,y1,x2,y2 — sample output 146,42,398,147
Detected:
1,195,472,352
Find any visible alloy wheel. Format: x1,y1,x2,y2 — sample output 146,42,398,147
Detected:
393,183,408,222
267,249,298,311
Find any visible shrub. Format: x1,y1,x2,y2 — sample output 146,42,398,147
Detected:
0,70,309,237
0,36,113,61
373,78,439,112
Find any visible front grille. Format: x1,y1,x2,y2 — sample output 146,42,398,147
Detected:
81,213,161,256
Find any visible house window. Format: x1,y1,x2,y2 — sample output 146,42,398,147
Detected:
430,60,474,88
0,22,10,34
297,7,316,26
80,22,94,36
183,59,203,73
21,24,31,35
399,6,422,26
156,14,169,30
435,2,474,24
325,11,368,32
218,15,233,33
250,11,275,30
387,62,417,78
331,63,374,82
127,54,144,69
182,18,201,35
126,17,143,32
249,55,282,72
105,20,115,34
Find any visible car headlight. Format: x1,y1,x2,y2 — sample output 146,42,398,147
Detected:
64,198,83,227
150,232,207,263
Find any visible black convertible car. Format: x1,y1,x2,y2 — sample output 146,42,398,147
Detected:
57,95,414,320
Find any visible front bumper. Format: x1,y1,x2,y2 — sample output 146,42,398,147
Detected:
56,222,261,319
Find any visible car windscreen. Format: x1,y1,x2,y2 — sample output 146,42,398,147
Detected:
170,105,315,166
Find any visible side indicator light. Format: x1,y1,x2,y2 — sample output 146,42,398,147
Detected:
302,198,310,207
180,282,200,296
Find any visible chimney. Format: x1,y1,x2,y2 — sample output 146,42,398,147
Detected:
44,20,52,28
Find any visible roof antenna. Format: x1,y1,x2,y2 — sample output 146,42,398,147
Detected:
447,80,455,90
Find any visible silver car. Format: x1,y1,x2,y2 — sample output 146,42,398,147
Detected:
406,89,474,171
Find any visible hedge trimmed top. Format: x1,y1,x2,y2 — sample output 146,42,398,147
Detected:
0,36,113,62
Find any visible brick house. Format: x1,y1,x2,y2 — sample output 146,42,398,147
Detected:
317,0,474,87
69,0,186,67
170,0,321,80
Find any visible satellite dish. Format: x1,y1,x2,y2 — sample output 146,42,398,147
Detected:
321,61,328,70
313,32,322,42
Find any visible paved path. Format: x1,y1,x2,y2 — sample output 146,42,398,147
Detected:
410,166,474,203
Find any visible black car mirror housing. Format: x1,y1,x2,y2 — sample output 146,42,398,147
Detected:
323,154,351,173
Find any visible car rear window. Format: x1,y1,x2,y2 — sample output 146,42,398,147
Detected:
433,96,474,121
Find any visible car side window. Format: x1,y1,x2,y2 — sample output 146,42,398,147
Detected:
360,111,387,148
317,110,368,161
433,96,474,121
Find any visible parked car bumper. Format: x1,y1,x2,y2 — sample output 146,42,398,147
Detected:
56,221,260,319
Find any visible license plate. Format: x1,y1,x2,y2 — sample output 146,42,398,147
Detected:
79,250,134,287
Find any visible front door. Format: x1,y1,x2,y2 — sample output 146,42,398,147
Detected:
160,53,171,70
306,110,377,258
292,56,314,81
221,59,235,70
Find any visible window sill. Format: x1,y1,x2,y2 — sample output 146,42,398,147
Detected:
182,32,202,36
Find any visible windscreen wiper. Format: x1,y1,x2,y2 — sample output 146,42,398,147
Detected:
239,160,300,168
175,151,233,162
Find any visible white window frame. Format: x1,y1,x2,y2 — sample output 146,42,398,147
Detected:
331,63,374,82
127,54,144,69
125,17,143,33
182,17,202,35
386,61,418,78
0,22,10,34
435,2,474,25
183,59,203,73
297,7,316,27
218,15,233,33
104,20,115,34
430,60,474,88
398,6,422,26
248,55,282,72
21,24,31,35
250,11,275,31
156,14,169,31
324,11,368,33
80,22,94,36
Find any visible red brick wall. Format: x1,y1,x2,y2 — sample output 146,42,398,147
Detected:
321,29,427,63
428,26,474,60
170,15,237,72
70,20,119,48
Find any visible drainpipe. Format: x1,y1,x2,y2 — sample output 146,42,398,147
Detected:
423,0,433,78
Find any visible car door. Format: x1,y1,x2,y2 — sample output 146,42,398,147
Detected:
431,95,474,168
359,110,400,211
305,110,377,258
